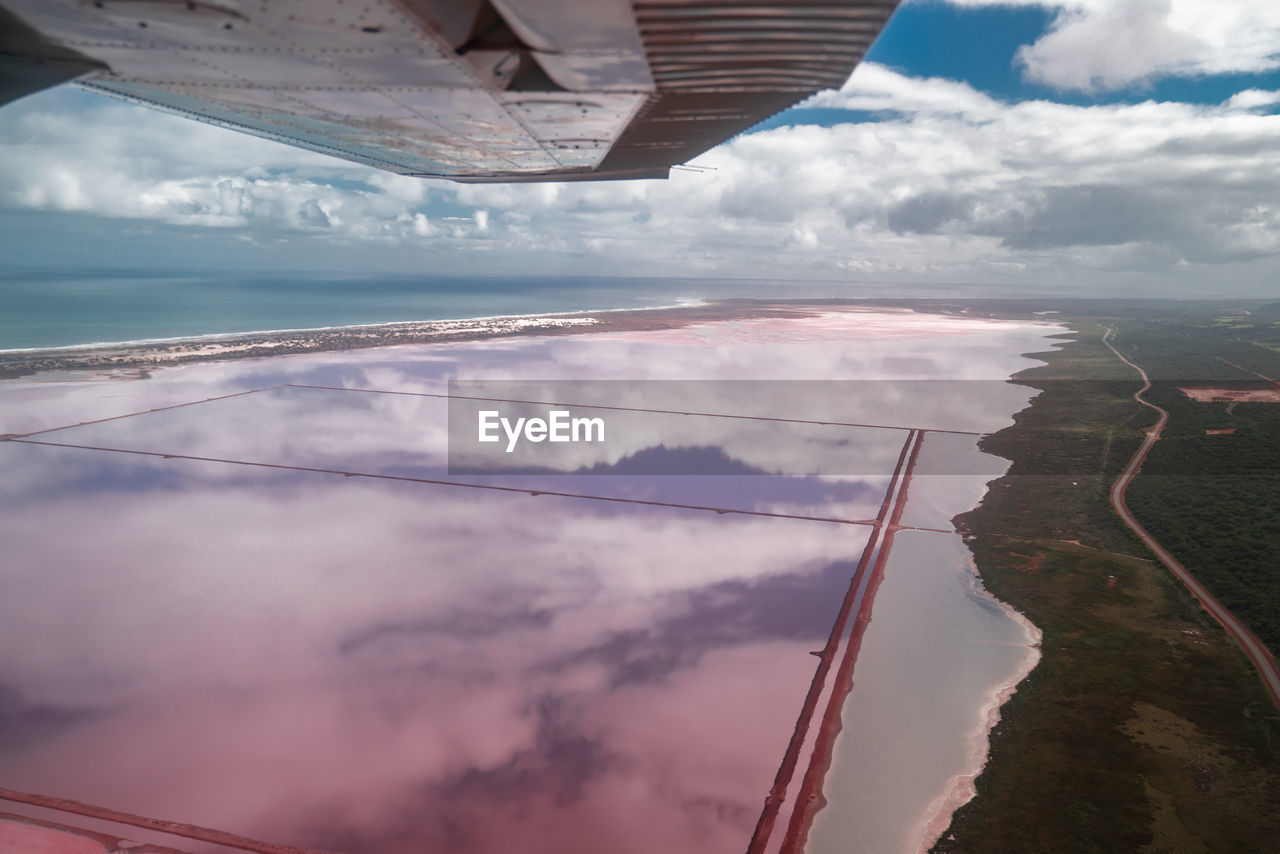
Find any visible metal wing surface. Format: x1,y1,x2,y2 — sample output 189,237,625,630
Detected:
0,1,899,182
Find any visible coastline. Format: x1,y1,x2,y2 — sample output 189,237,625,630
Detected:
905,376,1058,853
904,335,1063,854
0,298,712,355
3,297,1092,380
0,299,819,379
797,320,1064,854
905,450,1047,854
913,573,1042,853
931,314,1280,853
901,331,1063,854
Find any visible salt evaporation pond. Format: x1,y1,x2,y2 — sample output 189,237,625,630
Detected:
0,306,1061,853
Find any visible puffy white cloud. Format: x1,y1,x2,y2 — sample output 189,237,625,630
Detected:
0,89,483,243
807,62,1004,120
3,65,1280,292
946,0,1280,91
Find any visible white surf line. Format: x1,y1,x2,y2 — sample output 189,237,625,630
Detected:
0,299,711,356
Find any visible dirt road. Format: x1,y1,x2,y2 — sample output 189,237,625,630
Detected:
1102,327,1280,709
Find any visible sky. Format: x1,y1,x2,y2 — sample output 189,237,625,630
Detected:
2,0,1280,296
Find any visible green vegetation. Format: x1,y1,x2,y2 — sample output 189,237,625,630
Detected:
1107,312,1280,655
915,304,1280,854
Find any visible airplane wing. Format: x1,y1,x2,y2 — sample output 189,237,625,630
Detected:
0,1,899,182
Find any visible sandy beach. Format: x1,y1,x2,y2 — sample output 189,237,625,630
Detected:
0,301,829,379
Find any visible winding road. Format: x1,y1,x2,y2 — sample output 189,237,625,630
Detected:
1101,327,1280,709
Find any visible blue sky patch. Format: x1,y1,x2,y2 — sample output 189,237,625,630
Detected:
751,0,1280,132
867,1,1052,100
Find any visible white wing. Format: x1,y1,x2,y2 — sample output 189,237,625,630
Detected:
0,0,899,181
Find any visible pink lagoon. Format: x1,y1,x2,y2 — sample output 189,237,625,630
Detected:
0,304,1062,854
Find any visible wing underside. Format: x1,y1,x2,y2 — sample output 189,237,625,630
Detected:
0,0,899,182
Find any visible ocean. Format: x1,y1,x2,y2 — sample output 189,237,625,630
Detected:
0,269,1043,351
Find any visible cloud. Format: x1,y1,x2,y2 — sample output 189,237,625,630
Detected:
732,65,1280,269
806,62,1003,120
3,66,1280,292
887,192,975,234
946,0,1280,92
0,89,490,245
296,199,331,228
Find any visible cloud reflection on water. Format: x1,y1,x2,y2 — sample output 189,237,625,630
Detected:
0,308,1064,853
0,441,864,853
